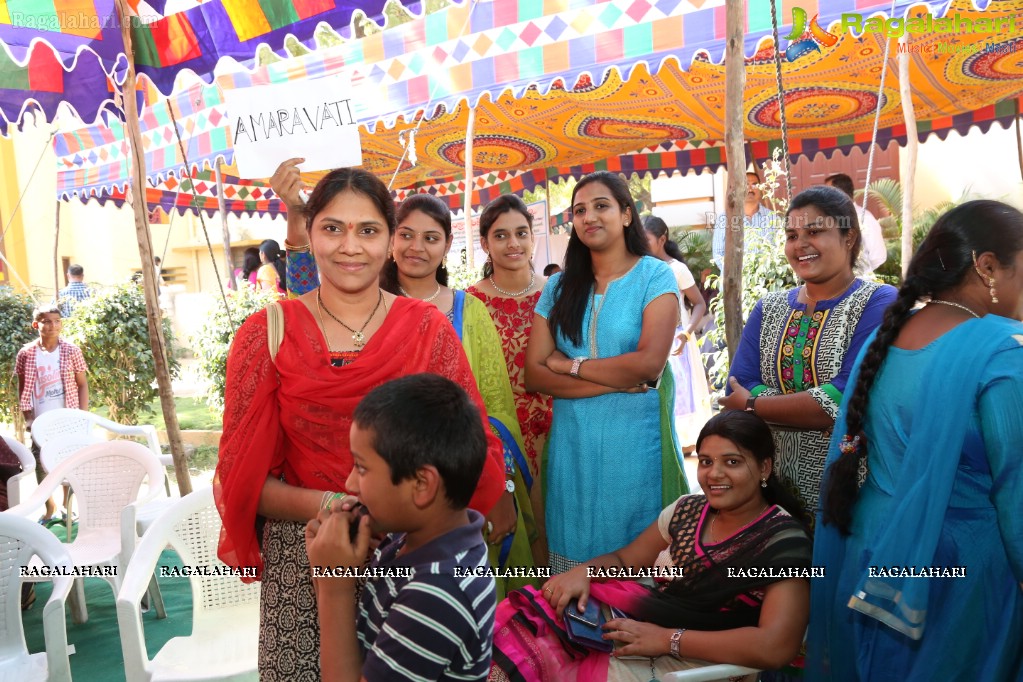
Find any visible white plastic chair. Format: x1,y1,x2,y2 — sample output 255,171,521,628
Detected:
117,486,260,682
6,441,167,624
1,435,37,509
0,514,73,682
31,407,172,469
662,664,762,681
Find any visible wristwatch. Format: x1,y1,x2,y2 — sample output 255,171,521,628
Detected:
505,479,516,494
745,395,758,413
570,357,587,377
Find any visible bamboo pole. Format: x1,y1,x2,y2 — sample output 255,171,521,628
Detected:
898,34,917,278
723,0,747,362
1015,99,1022,182
463,106,476,271
53,201,61,299
214,162,236,290
114,0,191,495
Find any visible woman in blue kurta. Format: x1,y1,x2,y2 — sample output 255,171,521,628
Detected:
721,186,897,519
809,200,1023,681
525,171,685,572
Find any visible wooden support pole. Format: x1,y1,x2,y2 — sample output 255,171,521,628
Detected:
723,0,747,362
463,105,476,272
214,162,236,290
114,0,191,496
898,35,917,278
53,201,61,299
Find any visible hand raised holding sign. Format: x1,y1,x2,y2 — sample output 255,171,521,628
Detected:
271,158,307,210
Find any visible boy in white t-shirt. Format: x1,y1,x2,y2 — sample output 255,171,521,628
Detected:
14,304,89,520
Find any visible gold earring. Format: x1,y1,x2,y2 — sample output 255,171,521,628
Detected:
972,250,998,303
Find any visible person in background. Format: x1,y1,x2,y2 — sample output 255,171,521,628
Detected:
467,194,552,565
526,170,683,572
720,185,896,520
643,216,711,453
809,200,1023,681
233,247,261,290
15,304,89,522
712,171,773,273
57,264,91,317
543,263,561,276
257,239,287,296
824,173,887,277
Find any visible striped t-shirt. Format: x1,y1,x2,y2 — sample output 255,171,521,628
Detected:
358,510,497,681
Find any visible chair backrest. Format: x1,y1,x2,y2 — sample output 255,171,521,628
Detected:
48,441,166,533
1,435,37,509
0,513,74,662
137,486,260,619
30,408,94,448
39,433,104,474
1,435,33,472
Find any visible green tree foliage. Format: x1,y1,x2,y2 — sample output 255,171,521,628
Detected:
191,286,279,413
0,287,39,433
705,149,797,386
63,284,180,425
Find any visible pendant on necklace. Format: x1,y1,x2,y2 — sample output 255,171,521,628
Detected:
352,331,366,348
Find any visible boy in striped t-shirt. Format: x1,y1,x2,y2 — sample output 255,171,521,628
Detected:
306,374,497,682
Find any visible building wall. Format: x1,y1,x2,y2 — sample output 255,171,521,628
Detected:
0,117,288,300
910,123,1023,212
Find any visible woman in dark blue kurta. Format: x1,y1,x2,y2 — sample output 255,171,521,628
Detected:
721,186,896,518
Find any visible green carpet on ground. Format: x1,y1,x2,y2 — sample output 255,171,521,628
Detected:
21,523,196,682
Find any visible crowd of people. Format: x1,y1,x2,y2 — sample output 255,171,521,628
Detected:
206,162,1022,682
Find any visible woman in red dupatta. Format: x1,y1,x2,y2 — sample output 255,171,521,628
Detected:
215,167,504,682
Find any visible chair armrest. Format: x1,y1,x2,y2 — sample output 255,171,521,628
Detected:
6,475,64,518
6,470,38,508
117,507,166,682
43,573,74,682
662,664,762,681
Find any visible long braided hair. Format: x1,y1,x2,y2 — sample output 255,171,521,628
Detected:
822,200,1023,534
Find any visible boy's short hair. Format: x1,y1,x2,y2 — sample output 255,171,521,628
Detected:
33,304,62,322
354,374,486,509
67,264,84,277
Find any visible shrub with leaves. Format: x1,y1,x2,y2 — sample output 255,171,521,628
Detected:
705,149,797,388
0,287,39,433
63,283,180,425
191,286,279,413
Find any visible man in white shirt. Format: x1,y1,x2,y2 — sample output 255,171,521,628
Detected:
712,171,775,273
824,173,887,276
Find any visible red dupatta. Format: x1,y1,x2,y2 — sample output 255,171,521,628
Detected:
214,296,504,579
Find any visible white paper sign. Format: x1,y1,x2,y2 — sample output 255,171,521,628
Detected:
226,76,363,179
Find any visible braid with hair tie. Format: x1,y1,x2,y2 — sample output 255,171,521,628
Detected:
822,278,924,534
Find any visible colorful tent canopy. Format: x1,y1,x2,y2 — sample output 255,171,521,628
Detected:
0,0,416,132
53,0,1023,213
68,167,287,217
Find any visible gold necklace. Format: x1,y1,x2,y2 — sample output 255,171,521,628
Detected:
709,504,769,543
929,299,980,318
316,287,383,348
314,295,338,352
